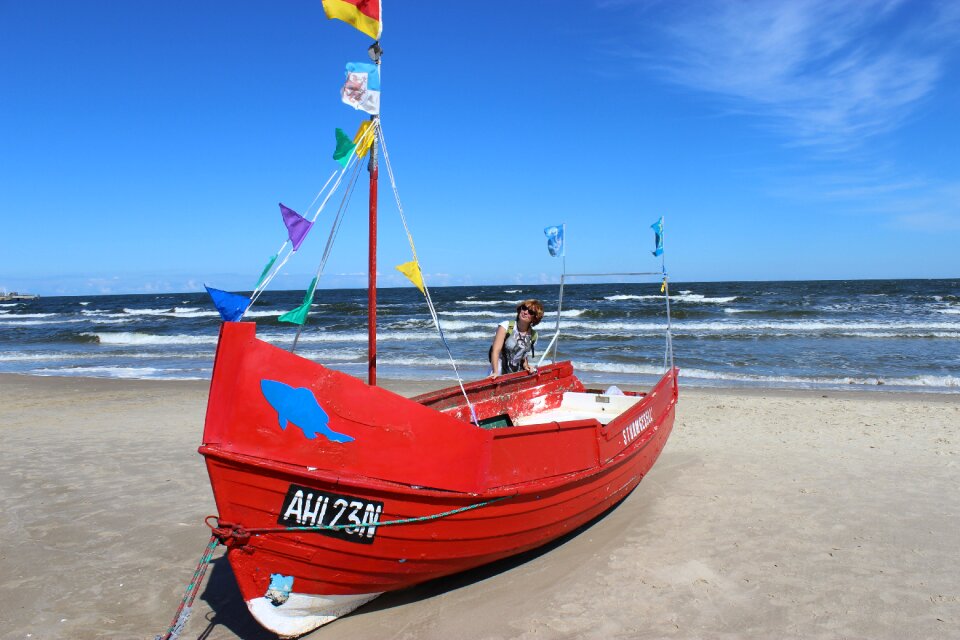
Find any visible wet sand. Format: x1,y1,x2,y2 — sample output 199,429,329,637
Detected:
1,373,958,639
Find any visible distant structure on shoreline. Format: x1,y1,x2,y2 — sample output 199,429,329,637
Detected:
0,290,39,301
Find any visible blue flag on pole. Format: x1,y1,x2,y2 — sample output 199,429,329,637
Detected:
205,285,251,322
544,224,564,257
651,217,664,257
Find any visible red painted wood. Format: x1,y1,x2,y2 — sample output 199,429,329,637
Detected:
367,134,378,386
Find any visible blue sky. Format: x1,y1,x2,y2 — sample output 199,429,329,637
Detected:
2,1,959,296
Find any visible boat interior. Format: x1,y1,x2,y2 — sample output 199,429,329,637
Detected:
413,362,647,430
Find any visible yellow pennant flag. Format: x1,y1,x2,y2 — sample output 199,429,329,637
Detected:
354,121,375,158
660,278,667,293
395,260,425,295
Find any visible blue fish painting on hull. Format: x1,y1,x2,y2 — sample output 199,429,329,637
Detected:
260,380,354,443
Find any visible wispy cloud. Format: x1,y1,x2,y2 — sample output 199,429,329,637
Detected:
615,0,960,148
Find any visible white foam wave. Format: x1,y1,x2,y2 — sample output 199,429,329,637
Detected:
572,361,666,375
32,365,162,378
678,367,960,389
603,295,661,301
0,312,57,319
438,309,585,318
935,308,960,315
84,332,219,346
122,307,171,316
456,299,521,306
0,352,86,362
31,365,208,380
0,319,86,327
603,293,738,304
504,289,522,293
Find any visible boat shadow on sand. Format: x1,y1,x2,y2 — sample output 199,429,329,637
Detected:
196,493,631,639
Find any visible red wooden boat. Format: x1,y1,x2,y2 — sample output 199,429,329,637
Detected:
202,322,677,637
194,9,678,638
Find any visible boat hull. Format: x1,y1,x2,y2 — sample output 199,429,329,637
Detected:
201,322,678,636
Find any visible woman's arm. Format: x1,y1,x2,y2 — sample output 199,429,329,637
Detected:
489,325,507,377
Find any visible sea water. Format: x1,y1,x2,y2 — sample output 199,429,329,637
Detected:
1,279,957,393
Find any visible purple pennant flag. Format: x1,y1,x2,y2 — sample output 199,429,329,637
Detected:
279,203,313,251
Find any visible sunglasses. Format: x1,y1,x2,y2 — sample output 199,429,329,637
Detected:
519,305,537,314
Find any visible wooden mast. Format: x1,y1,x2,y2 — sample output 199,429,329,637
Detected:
367,42,382,386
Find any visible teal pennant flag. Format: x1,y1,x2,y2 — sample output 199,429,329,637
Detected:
332,128,357,167
279,277,318,325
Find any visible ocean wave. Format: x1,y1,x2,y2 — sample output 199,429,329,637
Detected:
572,361,666,375
677,367,960,389
83,332,219,346
122,307,172,316
0,312,58,319
456,299,521,306
0,319,87,327
31,365,209,380
438,309,585,318
604,293,738,304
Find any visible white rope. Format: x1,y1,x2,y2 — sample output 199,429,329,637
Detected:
243,127,377,316
378,122,478,425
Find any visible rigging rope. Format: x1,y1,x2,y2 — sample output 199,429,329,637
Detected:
154,534,219,640
378,121,479,425
291,151,365,351
244,125,378,316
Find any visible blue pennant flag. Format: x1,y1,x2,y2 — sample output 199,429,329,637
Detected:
205,285,251,322
651,217,664,257
544,224,564,257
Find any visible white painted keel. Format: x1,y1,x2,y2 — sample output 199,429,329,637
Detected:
246,591,382,638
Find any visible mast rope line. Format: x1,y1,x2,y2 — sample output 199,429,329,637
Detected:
291,151,366,351
244,126,377,315
154,534,219,640
378,122,479,425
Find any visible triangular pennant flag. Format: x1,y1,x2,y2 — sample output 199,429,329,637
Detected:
254,253,278,289
661,278,667,294
332,128,357,167
279,203,313,251
395,260,425,295
321,0,382,40
651,217,664,257
341,62,381,115
354,120,375,158
278,277,318,325
205,285,251,322
544,224,564,257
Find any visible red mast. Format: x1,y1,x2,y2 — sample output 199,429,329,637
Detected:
367,42,382,386
367,119,378,386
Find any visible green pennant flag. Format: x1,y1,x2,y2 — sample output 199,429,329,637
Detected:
278,277,318,325
332,128,357,167
254,253,278,289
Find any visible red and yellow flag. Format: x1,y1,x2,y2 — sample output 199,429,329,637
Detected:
322,0,382,40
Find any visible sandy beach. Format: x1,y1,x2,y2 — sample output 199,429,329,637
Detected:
1,373,958,640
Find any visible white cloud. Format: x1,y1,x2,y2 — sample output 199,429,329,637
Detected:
620,0,960,148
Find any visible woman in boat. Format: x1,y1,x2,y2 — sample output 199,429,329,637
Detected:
489,299,544,377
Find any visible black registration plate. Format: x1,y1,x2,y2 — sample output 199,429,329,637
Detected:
277,483,384,545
